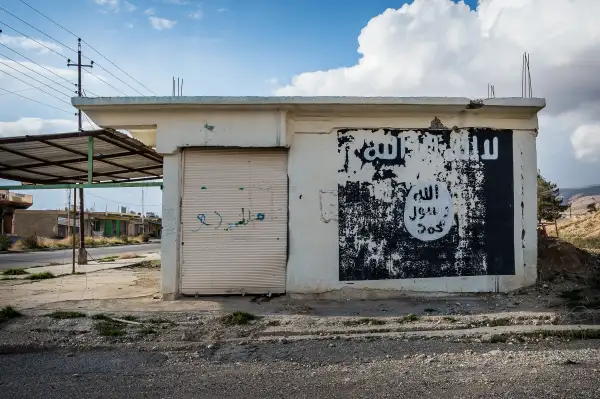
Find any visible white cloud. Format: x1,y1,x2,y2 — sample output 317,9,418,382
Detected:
125,22,134,29
188,8,202,20
275,0,600,167
149,17,177,30
94,0,120,11
0,118,77,137
144,8,155,15
216,8,228,13
572,125,600,162
124,1,136,12
0,35,62,55
164,0,189,4
0,59,76,81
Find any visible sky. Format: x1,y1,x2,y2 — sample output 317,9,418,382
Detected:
0,0,599,215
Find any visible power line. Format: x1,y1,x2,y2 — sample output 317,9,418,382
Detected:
0,58,72,97
0,68,71,105
0,86,73,114
82,47,155,96
83,69,127,96
0,5,77,54
86,191,161,207
0,50,75,93
0,19,68,60
91,62,145,96
0,42,74,86
0,84,43,96
16,0,156,95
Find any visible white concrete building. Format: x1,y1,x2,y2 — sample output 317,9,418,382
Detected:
74,96,545,299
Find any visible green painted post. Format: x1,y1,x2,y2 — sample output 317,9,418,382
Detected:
88,136,94,184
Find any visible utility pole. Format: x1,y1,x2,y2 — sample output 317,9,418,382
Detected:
141,187,145,236
68,38,93,266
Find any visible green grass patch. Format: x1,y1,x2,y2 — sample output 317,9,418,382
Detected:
342,317,386,327
98,255,119,263
91,313,112,321
0,306,22,322
137,326,157,335
47,311,86,319
220,311,258,326
94,320,126,337
397,314,420,323
147,317,175,325
120,315,138,321
26,271,54,280
2,268,29,276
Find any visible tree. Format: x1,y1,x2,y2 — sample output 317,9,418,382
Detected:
538,172,568,221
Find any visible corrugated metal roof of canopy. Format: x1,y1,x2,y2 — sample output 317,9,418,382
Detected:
0,129,163,184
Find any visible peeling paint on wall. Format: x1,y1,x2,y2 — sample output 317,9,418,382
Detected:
319,190,338,223
337,128,514,281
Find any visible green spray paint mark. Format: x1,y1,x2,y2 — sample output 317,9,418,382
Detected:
239,187,244,190
204,123,215,131
201,186,207,190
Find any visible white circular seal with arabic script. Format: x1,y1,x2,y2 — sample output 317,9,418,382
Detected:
404,181,453,242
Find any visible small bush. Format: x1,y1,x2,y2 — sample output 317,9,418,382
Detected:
0,306,22,322
27,272,55,280
397,314,420,323
98,255,119,263
0,234,10,251
91,313,112,321
220,311,258,326
343,318,386,327
148,317,175,325
120,315,138,321
47,311,86,319
94,320,126,337
2,268,29,276
137,326,157,335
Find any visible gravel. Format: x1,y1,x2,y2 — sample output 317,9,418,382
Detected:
1,339,600,398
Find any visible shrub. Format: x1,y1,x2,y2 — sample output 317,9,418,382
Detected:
220,311,258,326
48,311,86,319
0,306,22,322
0,234,10,251
27,271,55,280
20,234,41,250
2,268,29,276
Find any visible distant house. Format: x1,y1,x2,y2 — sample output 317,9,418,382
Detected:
12,209,161,239
0,190,33,235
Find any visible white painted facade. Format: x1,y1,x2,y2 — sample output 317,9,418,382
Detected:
73,96,545,299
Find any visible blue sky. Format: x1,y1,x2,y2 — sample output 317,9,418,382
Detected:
1,0,599,215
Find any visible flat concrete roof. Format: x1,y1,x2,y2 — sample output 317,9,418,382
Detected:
72,96,546,111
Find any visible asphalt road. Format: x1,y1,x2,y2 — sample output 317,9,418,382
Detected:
0,242,161,269
1,339,600,398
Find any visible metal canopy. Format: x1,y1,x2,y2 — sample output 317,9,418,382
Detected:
0,129,162,185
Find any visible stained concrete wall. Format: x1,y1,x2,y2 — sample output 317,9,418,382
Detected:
287,115,538,296
13,210,58,238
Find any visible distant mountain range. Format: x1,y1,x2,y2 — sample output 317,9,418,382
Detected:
559,185,600,205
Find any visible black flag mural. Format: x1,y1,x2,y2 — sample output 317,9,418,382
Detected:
337,128,514,281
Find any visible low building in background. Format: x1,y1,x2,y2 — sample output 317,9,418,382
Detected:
0,190,33,235
12,209,161,239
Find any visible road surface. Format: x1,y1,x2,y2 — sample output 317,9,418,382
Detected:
1,339,599,398
0,242,160,269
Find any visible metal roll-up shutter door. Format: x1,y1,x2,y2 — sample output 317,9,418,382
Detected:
180,148,288,295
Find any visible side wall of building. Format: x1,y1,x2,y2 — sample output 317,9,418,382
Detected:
287,114,538,295
156,108,539,297
13,211,58,238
